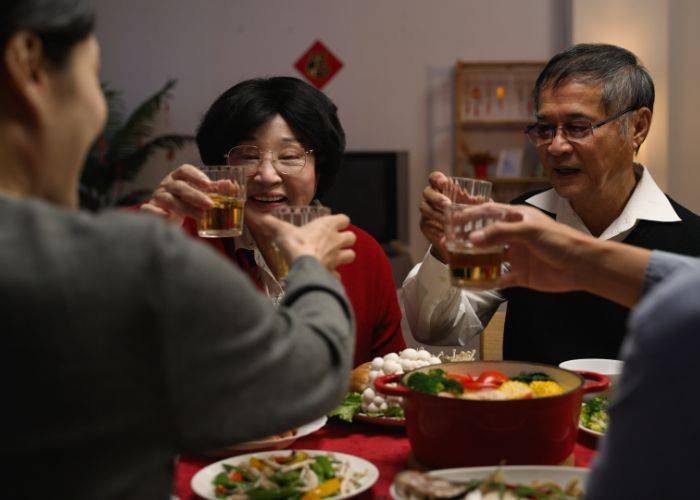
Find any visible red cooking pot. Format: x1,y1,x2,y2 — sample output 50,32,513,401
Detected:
374,360,608,468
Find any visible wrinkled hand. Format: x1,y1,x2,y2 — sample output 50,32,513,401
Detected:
419,171,451,263
260,214,357,274
140,164,213,224
467,203,590,292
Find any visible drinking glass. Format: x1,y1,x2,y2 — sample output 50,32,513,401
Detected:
443,176,493,205
443,177,504,289
270,205,331,279
196,166,246,238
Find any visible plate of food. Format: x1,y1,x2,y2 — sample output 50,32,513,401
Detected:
579,396,608,439
390,465,588,499
191,449,379,499
330,349,474,425
205,417,327,457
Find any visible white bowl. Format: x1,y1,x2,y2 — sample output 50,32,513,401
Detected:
559,358,623,397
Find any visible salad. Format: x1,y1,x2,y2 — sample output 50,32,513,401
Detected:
394,469,584,499
580,396,608,434
211,450,368,499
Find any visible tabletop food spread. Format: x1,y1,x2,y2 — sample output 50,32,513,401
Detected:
182,349,603,499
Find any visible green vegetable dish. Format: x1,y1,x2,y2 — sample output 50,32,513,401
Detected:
211,451,367,499
580,396,608,434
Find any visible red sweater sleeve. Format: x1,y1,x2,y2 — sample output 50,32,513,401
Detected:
337,226,405,366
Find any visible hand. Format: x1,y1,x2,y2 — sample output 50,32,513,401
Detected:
260,214,357,273
467,203,591,292
419,171,451,263
140,164,213,224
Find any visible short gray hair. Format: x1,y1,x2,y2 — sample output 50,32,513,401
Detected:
534,43,655,116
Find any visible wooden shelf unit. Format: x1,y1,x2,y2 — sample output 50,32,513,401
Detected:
455,60,549,202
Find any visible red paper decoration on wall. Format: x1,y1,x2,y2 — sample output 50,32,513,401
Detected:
294,40,344,89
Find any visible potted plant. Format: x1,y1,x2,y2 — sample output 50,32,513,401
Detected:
79,79,194,210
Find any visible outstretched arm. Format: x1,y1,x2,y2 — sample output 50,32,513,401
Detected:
466,203,650,308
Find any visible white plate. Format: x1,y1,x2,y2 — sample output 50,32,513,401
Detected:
205,416,327,456
390,465,589,499
192,449,379,499
579,422,604,439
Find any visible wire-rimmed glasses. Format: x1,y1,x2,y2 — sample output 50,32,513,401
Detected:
524,107,637,146
225,145,314,176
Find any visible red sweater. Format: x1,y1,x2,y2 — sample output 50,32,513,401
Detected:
182,219,405,366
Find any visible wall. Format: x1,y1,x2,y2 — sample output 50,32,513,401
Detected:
572,0,670,189
94,0,561,261
668,0,700,214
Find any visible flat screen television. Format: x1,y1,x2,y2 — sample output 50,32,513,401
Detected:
318,151,408,247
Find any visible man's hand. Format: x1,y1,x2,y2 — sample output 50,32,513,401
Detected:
419,171,451,263
466,203,590,292
261,214,357,273
140,164,214,224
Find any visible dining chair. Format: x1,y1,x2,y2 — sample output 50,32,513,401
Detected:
479,310,506,360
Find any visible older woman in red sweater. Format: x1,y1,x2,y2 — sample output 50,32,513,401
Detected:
141,77,405,366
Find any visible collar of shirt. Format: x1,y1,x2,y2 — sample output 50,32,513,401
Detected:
524,163,680,241
235,225,284,299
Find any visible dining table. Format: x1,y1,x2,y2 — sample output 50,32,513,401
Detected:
175,419,598,499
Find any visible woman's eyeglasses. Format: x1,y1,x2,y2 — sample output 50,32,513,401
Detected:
225,145,313,176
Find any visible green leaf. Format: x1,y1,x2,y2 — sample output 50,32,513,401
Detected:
270,469,302,487
443,378,465,395
510,372,553,384
383,406,405,419
111,134,194,181
79,79,195,210
328,392,362,422
406,372,444,395
314,455,335,480
213,472,229,486
105,79,177,163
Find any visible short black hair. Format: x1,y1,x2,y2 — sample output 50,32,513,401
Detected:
0,0,95,68
196,77,346,198
534,43,655,115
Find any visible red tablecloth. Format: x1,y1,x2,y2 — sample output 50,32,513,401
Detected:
175,420,597,499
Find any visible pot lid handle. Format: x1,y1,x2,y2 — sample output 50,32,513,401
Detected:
374,374,410,396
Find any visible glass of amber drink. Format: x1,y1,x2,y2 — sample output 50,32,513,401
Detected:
196,166,246,238
443,177,504,289
270,205,331,279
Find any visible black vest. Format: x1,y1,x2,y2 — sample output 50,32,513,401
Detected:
502,190,700,365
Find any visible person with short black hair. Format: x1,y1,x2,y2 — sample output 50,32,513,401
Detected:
143,77,406,366
1,1,357,498
403,43,700,364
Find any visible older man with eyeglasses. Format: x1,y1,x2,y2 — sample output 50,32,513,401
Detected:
402,43,700,364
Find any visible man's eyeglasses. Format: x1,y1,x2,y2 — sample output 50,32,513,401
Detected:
524,107,637,146
225,145,314,176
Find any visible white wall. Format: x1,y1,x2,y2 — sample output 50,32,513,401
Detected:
572,0,670,189
94,0,560,261
668,0,700,214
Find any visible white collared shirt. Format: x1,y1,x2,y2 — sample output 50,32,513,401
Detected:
235,226,285,302
399,164,680,348
525,164,679,241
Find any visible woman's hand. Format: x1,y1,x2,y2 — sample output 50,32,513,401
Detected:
261,214,357,273
419,171,451,263
140,164,213,224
